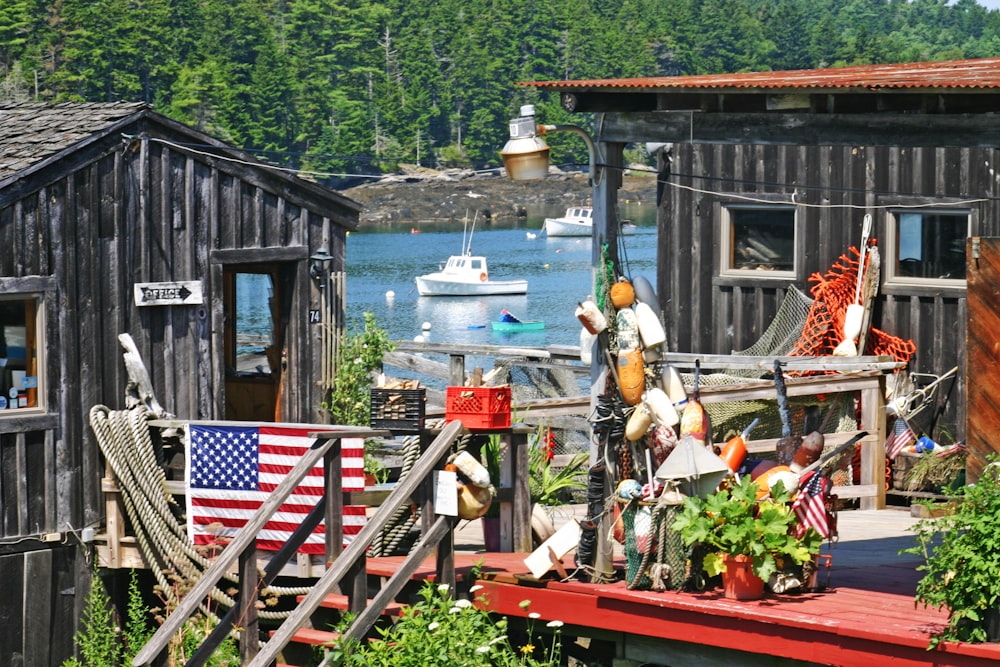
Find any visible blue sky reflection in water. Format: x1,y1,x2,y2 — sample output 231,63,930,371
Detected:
343,203,658,348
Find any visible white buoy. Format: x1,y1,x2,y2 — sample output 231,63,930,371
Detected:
422,321,432,331
385,290,395,300
414,334,425,342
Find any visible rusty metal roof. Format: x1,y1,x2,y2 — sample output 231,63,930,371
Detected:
526,57,1000,93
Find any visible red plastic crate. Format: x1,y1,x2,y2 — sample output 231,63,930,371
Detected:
445,385,512,430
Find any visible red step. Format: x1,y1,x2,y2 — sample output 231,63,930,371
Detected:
276,627,340,647
298,592,406,617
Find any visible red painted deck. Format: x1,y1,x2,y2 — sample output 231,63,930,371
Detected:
367,551,1000,667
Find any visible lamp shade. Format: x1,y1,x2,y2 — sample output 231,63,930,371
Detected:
501,136,549,180
501,105,551,180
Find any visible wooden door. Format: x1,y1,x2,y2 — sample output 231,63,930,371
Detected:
223,267,286,422
965,237,1000,482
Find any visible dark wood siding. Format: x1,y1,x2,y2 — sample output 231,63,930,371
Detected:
659,142,985,440
0,109,358,665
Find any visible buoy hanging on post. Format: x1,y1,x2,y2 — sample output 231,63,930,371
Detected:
635,301,666,348
576,300,607,334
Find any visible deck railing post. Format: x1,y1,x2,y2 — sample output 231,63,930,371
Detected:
238,545,260,662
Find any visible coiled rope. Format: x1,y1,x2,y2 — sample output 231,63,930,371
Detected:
366,433,422,557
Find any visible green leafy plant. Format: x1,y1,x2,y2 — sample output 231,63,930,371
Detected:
63,566,122,667
480,425,588,510
671,475,822,583
903,455,1000,648
324,312,395,426
323,581,563,666
527,425,588,507
364,446,389,485
122,570,153,661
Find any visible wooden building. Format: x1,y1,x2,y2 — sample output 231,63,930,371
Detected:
522,57,1000,475
0,102,359,665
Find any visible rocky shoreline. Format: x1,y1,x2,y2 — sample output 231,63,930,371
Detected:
342,168,658,224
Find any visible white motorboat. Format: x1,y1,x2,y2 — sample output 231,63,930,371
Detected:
415,254,528,296
543,206,636,237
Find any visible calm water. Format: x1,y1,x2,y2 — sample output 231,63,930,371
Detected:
343,202,659,347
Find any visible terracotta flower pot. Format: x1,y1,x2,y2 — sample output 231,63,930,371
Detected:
722,554,766,601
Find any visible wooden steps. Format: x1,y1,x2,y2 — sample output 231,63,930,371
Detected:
299,592,406,617
276,593,407,666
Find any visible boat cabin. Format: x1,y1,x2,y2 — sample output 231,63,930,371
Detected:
0,102,360,665
445,255,488,277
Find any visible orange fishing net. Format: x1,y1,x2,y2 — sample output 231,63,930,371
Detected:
790,245,916,363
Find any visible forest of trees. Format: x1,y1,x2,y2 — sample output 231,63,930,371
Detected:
3,0,1000,183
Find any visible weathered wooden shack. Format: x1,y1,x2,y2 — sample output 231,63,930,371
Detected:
0,102,359,665
521,57,1000,477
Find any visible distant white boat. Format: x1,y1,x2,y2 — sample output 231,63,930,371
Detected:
543,206,636,237
415,255,527,296
415,210,528,296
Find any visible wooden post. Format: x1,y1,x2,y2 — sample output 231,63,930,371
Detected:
590,137,626,582
238,544,260,662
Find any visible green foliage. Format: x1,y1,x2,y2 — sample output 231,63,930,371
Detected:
528,426,588,507
671,475,822,583
122,570,153,662
481,424,588,510
324,312,395,426
64,567,121,667
903,455,1000,648
5,1,1000,170
324,581,564,667
63,566,241,666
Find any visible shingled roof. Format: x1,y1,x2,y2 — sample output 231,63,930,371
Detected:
0,102,149,182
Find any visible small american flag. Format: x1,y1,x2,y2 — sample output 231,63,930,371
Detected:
885,416,916,460
792,471,831,539
186,424,366,554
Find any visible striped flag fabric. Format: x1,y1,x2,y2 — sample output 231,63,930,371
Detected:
186,424,366,554
885,416,917,460
791,470,831,539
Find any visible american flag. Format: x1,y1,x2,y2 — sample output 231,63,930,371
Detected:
885,416,917,460
186,424,367,554
792,471,831,539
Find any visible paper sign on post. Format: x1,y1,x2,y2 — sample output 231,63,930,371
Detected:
434,470,458,516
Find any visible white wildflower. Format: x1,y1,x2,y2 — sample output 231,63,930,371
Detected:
449,606,462,614
529,612,541,619
427,622,439,631
469,584,484,593
547,620,564,628
454,599,472,609
476,646,491,654
438,584,451,593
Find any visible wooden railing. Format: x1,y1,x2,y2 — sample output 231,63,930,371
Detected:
132,420,465,667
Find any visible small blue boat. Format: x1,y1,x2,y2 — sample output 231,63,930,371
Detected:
490,309,544,332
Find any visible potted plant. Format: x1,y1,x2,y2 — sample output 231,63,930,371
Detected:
903,453,1000,648
477,426,589,549
671,474,823,600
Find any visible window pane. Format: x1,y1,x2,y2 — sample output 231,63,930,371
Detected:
729,208,795,271
1,297,40,411
896,212,967,280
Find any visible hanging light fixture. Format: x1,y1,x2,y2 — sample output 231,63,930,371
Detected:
501,105,598,183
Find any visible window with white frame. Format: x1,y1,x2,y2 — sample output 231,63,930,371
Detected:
887,210,968,284
721,205,796,276
0,295,43,412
